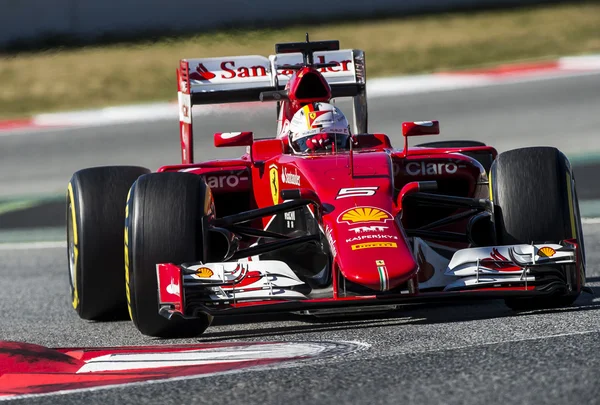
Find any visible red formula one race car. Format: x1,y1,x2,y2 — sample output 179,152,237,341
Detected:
67,38,587,337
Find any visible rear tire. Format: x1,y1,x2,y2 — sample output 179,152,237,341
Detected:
67,166,150,320
126,172,213,338
490,147,585,310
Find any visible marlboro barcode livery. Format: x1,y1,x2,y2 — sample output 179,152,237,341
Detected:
66,36,587,338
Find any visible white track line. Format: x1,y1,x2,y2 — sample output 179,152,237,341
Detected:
0,241,66,250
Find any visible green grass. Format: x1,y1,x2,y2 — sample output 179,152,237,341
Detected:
1,2,599,118
0,200,39,215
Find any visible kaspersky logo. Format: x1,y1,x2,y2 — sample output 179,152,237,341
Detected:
189,63,216,81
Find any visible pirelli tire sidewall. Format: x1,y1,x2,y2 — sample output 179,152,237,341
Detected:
490,146,585,308
125,172,213,338
67,165,150,320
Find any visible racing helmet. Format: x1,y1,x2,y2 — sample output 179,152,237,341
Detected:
288,102,351,153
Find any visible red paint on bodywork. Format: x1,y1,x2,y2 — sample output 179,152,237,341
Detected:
286,66,332,109
214,131,254,148
169,57,533,306
256,150,419,292
251,139,285,162
156,263,182,311
402,121,440,137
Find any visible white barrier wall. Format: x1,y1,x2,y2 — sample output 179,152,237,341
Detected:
0,0,564,48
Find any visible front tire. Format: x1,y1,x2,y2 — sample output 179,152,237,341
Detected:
126,172,213,338
490,147,585,310
67,166,150,320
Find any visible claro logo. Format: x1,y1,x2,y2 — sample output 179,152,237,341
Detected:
406,162,458,176
205,174,249,189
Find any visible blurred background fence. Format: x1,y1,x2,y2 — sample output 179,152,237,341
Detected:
0,0,571,50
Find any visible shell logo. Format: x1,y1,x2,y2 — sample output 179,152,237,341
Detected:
337,207,393,224
538,246,556,257
195,267,214,278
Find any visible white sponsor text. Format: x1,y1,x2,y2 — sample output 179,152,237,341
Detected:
206,174,248,189
281,167,301,186
349,226,388,233
336,187,378,199
346,235,399,243
406,162,458,176
325,226,337,258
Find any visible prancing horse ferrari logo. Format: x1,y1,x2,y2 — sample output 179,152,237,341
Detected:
269,164,279,204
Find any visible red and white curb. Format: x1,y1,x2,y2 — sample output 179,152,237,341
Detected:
367,55,600,97
1,54,600,133
0,340,366,400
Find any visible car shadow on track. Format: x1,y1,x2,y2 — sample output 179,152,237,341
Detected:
198,281,600,342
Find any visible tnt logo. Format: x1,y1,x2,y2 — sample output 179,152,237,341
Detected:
349,226,388,234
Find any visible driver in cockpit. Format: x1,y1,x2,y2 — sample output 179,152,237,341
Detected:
287,102,353,153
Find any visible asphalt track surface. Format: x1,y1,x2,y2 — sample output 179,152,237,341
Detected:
1,236,599,405
1,73,600,404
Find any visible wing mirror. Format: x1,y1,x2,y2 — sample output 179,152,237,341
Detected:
402,121,440,137
214,132,254,147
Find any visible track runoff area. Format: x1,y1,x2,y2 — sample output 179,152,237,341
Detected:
0,56,600,403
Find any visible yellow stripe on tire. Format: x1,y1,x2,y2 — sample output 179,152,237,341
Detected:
67,183,79,310
488,169,493,202
125,187,133,320
566,173,576,238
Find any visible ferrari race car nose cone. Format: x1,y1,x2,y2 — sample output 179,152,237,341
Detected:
338,239,418,292
347,255,417,292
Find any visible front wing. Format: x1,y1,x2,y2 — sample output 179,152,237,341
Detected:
155,241,581,319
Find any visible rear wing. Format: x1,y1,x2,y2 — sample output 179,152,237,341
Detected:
177,49,366,163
